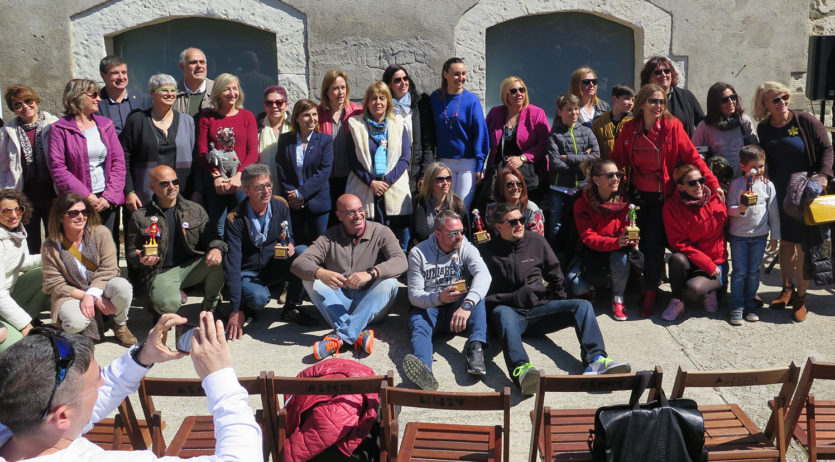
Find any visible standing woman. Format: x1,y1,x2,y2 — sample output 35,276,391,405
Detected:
0,85,58,253
345,82,412,251
196,73,258,237
411,162,469,245
120,74,195,210
48,79,125,235
275,99,333,244
257,85,292,183
610,83,720,316
693,82,758,176
640,56,704,138
317,71,362,214
430,57,489,211
485,76,550,203
383,64,435,192
753,81,833,321
569,67,610,128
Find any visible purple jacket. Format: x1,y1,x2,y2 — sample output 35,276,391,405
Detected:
485,103,551,168
47,114,126,205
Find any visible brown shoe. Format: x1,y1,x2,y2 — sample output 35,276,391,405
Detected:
112,323,138,346
792,294,807,322
770,285,795,309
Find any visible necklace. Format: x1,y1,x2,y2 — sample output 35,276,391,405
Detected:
442,93,463,129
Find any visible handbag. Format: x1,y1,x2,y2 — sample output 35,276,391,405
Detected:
590,371,706,462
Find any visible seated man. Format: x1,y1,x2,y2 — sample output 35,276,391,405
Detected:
404,210,490,390
480,203,631,395
0,311,262,461
291,194,407,360
225,164,308,340
126,165,226,340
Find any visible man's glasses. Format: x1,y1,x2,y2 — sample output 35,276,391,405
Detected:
265,100,286,107
157,179,180,188
505,181,523,190
392,76,409,85
30,327,76,420
340,207,365,217
720,94,738,104
0,206,24,218
679,177,706,187
252,182,273,192
653,68,672,76
509,87,526,95
597,172,623,180
65,209,89,218
503,218,524,227
445,229,465,238
434,175,452,184
581,79,598,86
12,98,36,110
771,94,790,105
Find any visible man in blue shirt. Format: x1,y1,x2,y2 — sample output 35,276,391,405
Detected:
96,55,151,135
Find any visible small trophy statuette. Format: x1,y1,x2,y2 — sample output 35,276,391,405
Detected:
450,253,468,292
625,204,640,240
741,168,759,206
274,221,290,259
143,216,160,256
472,209,490,244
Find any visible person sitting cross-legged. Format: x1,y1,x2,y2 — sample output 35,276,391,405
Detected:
126,165,227,342
480,202,631,395
291,193,408,360
404,210,491,390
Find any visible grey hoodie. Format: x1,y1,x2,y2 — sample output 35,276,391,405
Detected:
407,233,491,308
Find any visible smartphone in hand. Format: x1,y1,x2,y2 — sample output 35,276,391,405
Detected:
176,325,198,353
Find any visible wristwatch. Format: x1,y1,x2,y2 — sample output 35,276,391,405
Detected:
366,268,377,281
461,300,475,312
130,343,153,369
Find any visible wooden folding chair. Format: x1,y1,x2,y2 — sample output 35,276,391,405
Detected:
138,373,271,459
265,370,394,462
670,363,800,462
528,367,664,462
86,398,152,450
381,383,511,462
784,357,835,461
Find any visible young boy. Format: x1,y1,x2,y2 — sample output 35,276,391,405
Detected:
592,84,635,159
546,94,600,251
726,145,780,325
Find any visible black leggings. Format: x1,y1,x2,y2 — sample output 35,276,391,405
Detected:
668,252,722,299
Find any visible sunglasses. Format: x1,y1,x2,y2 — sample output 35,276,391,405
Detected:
30,327,76,420
647,98,666,106
509,87,527,95
503,218,524,227
679,177,706,187
445,229,465,238
65,209,89,218
653,68,672,76
505,181,523,189
0,206,24,218
597,171,623,180
434,175,452,184
720,93,738,104
581,79,598,86
392,76,409,85
771,94,790,105
157,179,180,188
84,91,99,99
265,99,286,107
12,98,36,110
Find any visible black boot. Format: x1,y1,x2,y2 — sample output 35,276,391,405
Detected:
465,341,486,376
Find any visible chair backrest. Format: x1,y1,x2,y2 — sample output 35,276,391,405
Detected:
381,383,511,462
784,357,835,443
528,367,664,462
267,371,394,461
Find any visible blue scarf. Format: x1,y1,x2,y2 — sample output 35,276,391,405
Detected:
392,93,412,117
246,202,273,247
366,114,389,177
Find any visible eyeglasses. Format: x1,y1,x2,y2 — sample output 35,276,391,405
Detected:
30,327,76,420
505,181,523,189
392,76,409,85
65,209,89,218
11,98,36,111
265,99,286,107
84,91,99,99
509,87,527,95
503,218,524,227
597,171,624,180
647,98,666,106
679,177,706,187
771,94,790,105
653,68,672,76
252,182,273,192
157,179,180,188
445,229,465,238
581,79,598,86
340,207,365,217
720,93,738,104
0,206,25,218
434,175,453,184
153,88,178,94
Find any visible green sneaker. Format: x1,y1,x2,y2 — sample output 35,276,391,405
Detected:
513,362,543,396
583,356,631,376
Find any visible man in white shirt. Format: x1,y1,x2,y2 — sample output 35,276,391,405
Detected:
0,311,261,461
174,48,214,117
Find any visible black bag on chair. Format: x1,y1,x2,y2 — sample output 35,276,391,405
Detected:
590,371,706,462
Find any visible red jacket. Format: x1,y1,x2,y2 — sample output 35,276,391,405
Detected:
317,102,362,136
282,358,379,462
573,188,630,252
610,116,719,199
663,189,727,274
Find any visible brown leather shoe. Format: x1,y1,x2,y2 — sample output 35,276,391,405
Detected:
770,284,795,309
792,294,807,322
112,323,138,346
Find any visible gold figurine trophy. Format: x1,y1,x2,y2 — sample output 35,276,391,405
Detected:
143,216,160,256
274,220,289,259
741,168,758,206
450,253,468,292
472,209,490,244
626,204,640,240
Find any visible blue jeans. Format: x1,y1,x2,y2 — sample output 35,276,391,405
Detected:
729,235,768,310
206,184,246,239
489,299,606,379
290,209,328,245
546,190,571,248
304,278,399,343
408,299,488,372
441,157,477,211
240,245,308,311
566,249,630,297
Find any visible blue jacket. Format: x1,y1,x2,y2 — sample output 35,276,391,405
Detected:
275,131,333,215
224,196,298,311
96,89,152,134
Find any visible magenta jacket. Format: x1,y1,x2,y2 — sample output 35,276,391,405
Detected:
485,103,551,168
47,114,126,205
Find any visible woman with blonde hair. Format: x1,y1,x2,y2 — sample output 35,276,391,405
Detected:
569,67,610,127
318,71,363,210
411,162,469,245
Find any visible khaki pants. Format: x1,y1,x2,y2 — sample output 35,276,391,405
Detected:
58,277,132,333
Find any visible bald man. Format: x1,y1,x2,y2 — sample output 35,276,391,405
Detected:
291,194,408,360
126,166,227,339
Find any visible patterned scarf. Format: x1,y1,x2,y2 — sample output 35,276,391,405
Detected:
679,186,711,210
15,112,49,180
366,114,389,177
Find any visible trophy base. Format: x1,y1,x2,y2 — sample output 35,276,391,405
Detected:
474,230,490,244
143,244,158,256
452,280,468,292
742,192,758,206
274,245,289,259
626,227,640,240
